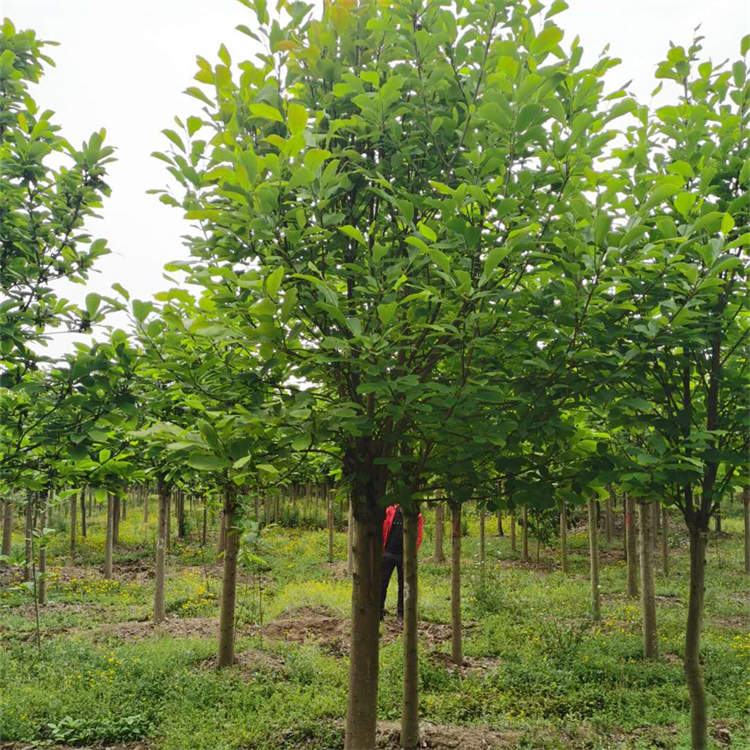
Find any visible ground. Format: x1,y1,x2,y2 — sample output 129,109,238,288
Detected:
0,501,748,750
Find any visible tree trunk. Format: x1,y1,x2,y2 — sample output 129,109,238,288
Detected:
661,505,669,574
344,490,385,750
274,490,280,524
654,498,661,536
478,506,485,565
560,500,568,574
685,522,708,750
625,493,638,597
217,508,226,557
112,495,120,547
177,489,186,539
154,479,169,624
605,488,613,544
587,496,600,619
521,505,529,561
510,511,516,553
80,490,87,538
70,493,77,557
202,504,208,547
496,509,504,536
433,499,445,563
105,493,114,579
2,500,12,557
714,503,721,533
144,485,149,524
24,499,34,582
327,487,335,564
165,494,171,553
744,488,750,575
38,494,49,606
218,487,240,667
449,501,463,667
400,507,420,750
347,495,354,576
121,495,127,521
638,501,659,659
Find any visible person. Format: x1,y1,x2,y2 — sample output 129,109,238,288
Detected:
380,504,423,620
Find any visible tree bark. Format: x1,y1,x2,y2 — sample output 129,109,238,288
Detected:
154,479,169,624
587,496,600,619
38,493,49,606
2,500,12,557
400,506,420,750
202,505,208,547
218,486,240,667
143,484,149,524
344,488,385,750
347,495,354,576
496,509,504,536
217,508,226,557
112,495,120,547
625,493,638,597
521,505,529,561
177,489,186,539
165,494,171,553
105,493,114,579
605,488,613,544
274,490,280,524
510,510,516,553
449,501,463,667
327,486,335,564
24,498,33,581
560,500,568,574
478,506,485,565
70,492,77,557
744,488,750,575
661,505,669,574
433,498,445,563
638,501,659,659
80,490,87,538
714,503,721,533
685,522,708,750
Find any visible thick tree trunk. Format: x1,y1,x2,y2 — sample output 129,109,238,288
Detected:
80,490,87,538
400,507,420,750
560,500,568,574
661,506,669,574
638,501,659,659
449,501,463,667
2,500,12,557
347,496,354,576
605,488,613,544
217,508,226,557
344,490,384,750
105,493,114,579
24,499,34,581
478,506,485,565
521,505,529,561
587,496,600,619
744,488,750,575
685,522,708,750
654,498,661,536
154,479,169,624
70,493,77,557
218,487,240,667
38,494,48,606
625,493,638,597
327,487,335,564
510,511,516,553
165,494,171,553
433,499,445,563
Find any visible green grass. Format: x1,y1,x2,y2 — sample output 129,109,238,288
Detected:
1,502,748,749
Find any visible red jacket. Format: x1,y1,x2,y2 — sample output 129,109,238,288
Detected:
383,505,423,551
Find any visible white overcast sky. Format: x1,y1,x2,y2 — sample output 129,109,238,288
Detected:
3,0,749,357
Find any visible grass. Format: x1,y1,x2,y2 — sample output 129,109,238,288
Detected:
0,500,748,749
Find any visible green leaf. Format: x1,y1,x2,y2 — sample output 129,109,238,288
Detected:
531,25,563,55
287,167,314,189
484,246,510,276
234,455,252,469
674,192,696,217
317,302,347,327
304,148,332,171
742,34,750,57
720,213,735,236
188,453,229,471
266,267,284,298
593,214,612,246
340,225,367,246
427,248,451,273
249,103,284,122
257,463,279,474
132,299,153,323
287,102,308,136
377,302,398,327
418,222,437,242
85,293,101,317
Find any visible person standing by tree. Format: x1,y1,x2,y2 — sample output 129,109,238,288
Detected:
380,505,423,621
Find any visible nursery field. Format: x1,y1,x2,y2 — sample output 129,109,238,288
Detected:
1,505,747,750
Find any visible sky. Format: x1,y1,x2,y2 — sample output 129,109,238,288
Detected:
3,0,749,357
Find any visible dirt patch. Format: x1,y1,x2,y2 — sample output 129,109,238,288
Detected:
713,614,749,629
380,619,477,649
428,650,503,676
199,647,286,678
376,721,521,750
1,744,149,750
264,605,349,656
94,615,223,642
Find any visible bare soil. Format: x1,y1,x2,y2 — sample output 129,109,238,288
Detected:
264,604,349,656
376,721,521,750
199,647,286,677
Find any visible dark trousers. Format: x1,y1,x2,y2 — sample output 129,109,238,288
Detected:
380,554,404,617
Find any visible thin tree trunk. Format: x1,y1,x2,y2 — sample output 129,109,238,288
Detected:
522,505,529,561
144,484,149,524
510,511,516,553
587,496,600,619
24,499,33,582
625,493,638,597
662,505,669,574
449,501,462,667
166,494,171,553
400,507,420,750
478,506,485,565
121,495,127,521
638,501,659,659
105,493,114,579
177,489,186,539
654,498,661,536
2,500,12,556
496,509,503,536
38,493,48,606
218,487,240,667
112,495,120,547
80,490,87,538
70,492,77,557
714,503,721,533
217,508,226,557
202,504,208,547
433,498,445,563
744,488,750,575
274,490,280,524
154,479,169,624
347,495,354,576
327,487,334,564
605,488,613,544
685,522,708,750
344,490,384,750
560,500,568,574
